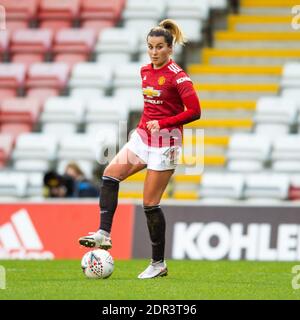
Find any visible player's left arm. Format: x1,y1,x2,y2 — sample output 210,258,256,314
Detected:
158,73,201,129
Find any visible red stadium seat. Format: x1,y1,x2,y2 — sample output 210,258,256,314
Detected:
11,53,44,68
0,89,17,103
53,28,96,54
81,20,115,35
0,134,14,168
0,97,42,124
0,0,39,21
26,62,70,90
0,31,10,53
0,63,26,89
38,0,81,20
54,53,87,68
26,88,59,104
0,123,32,144
39,20,72,35
6,21,29,33
11,29,53,54
80,0,125,22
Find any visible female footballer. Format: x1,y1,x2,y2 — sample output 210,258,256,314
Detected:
79,19,201,279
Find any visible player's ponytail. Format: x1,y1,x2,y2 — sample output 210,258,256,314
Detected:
159,19,187,46
147,19,187,47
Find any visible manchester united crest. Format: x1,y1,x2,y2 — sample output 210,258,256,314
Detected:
158,76,166,85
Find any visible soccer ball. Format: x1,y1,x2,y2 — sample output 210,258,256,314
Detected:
81,249,114,279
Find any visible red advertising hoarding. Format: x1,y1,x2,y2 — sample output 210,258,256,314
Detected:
0,203,134,260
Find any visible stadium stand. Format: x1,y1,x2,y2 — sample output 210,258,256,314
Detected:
0,0,299,203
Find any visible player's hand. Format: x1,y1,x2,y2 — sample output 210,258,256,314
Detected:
146,120,160,134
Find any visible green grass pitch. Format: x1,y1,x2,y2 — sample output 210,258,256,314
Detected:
0,259,299,300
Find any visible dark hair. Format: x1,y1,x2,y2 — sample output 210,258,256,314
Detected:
147,19,187,47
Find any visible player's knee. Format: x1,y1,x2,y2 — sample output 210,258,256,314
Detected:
143,200,160,207
103,168,124,181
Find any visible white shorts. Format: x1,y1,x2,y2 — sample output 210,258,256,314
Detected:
126,130,181,171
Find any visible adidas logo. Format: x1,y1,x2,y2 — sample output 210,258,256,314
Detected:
0,209,54,260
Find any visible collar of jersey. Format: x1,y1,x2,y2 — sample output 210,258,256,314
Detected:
151,59,173,72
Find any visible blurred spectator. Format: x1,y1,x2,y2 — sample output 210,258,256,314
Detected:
43,171,74,198
64,161,99,197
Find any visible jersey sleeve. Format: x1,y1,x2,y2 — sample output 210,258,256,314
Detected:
173,71,196,99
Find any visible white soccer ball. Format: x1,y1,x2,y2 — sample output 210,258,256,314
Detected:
81,249,114,279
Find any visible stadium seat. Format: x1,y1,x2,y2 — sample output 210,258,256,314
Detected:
0,172,27,198
244,173,290,200
288,175,300,201
81,20,115,34
53,28,96,54
166,0,209,21
169,19,203,43
0,31,10,56
113,88,143,111
85,123,119,147
0,63,26,89
122,0,166,20
95,28,139,56
0,123,32,143
0,0,39,21
227,134,272,172
0,97,41,124
199,173,244,199
39,20,72,34
41,123,78,136
54,53,87,68
85,97,129,124
11,53,44,69
26,88,59,104
69,88,105,100
0,89,17,103
271,135,300,172
80,0,125,22
113,63,141,89
13,133,58,161
40,97,85,125
254,97,298,135
10,29,53,54
57,134,106,165
68,63,113,92
280,62,300,89
96,53,131,65
6,21,29,33
38,0,81,20
26,62,70,90
24,172,44,197
0,134,14,167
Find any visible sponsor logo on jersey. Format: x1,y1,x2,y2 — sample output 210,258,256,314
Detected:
142,86,161,98
176,76,192,84
158,76,166,85
144,99,163,105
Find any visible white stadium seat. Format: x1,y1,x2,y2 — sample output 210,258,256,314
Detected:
96,52,131,65
123,0,166,20
271,135,300,172
69,88,105,100
68,62,113,91
280,62,300,89
254,96,298,135
42,123,78,136
113,63,141,88
13,133,58,160
40,97,86,125
244,173,290,200
95,28,139,55
200,173,244,199
227,134,272,172
0,172,27,197
166,0,209,21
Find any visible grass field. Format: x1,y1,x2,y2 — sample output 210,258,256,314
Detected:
0,259,299,300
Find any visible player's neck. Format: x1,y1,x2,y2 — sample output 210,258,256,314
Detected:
152,58,172,70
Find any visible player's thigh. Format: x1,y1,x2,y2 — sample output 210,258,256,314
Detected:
104,146,146,181
143,169,174,206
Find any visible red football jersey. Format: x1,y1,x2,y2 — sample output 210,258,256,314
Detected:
136,59,200,147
